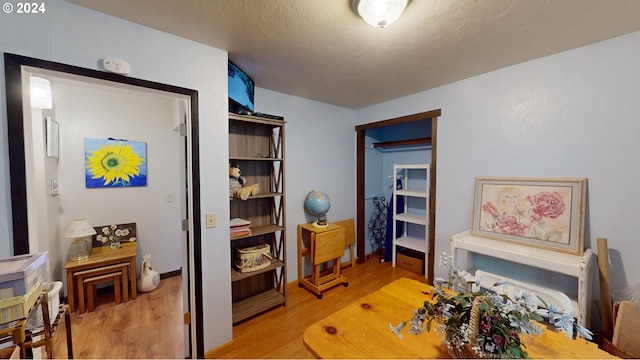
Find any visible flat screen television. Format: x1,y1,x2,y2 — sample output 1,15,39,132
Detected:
228,60,254,114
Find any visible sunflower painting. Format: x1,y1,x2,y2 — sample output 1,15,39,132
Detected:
85,138,147,188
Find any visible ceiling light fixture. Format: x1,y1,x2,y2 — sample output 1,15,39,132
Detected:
352,0,409,28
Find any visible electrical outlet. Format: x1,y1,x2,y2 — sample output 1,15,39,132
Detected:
206,212,216,228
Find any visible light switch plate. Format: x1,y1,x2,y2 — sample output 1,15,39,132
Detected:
51,179,59,196
206,212,216,228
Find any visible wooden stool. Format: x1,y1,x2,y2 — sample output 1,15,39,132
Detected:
74,262,128,314
84,271,122,312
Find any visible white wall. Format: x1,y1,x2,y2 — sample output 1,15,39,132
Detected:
0,1,231,351
22,80,184,292
254,88,357,280
54,81,183,280
357,32,640,304
26,107,62,286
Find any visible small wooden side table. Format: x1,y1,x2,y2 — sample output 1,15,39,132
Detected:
64,242,137,313
297,223,347,299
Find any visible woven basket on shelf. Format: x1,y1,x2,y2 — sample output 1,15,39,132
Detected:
234,244,272,273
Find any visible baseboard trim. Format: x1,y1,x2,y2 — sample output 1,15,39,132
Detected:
161,269,182,279
204,339,235,358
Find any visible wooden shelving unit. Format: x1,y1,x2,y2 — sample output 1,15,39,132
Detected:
228,113,286,324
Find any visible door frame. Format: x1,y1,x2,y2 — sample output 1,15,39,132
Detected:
355,109,441,283
4,53,204,357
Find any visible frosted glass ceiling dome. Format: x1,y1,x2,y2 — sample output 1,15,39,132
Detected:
354,0,409,28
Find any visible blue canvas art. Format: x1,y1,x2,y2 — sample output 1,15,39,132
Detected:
85,138,147,188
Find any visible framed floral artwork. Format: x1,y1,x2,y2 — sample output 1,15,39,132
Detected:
471,177,587,255
92,222,137,248
85,138,147,188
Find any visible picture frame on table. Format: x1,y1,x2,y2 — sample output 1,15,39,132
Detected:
471,177,587,255
92,222,137,248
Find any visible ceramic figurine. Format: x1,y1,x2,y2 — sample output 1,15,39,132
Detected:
137,253,160,292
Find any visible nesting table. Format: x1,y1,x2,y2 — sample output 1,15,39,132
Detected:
63,242,137,313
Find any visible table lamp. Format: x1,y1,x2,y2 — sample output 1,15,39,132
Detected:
65,219,96,261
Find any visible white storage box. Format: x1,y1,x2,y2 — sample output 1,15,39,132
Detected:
27,281,62,329
0,252,48,300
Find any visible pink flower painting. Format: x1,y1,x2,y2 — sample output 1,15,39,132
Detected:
494,215,529,237
478,184,572,245
527,191,566,220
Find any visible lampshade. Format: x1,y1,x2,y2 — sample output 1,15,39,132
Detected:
64,219,97,238
354,0,409,28
30,76,53,109
65,219,96,261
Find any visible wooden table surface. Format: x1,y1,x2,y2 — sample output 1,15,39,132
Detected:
303,278,615,359
63,242,137,312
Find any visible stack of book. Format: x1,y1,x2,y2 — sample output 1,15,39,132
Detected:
230,218,251,237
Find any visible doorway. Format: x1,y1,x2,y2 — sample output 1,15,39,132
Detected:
355,109,440,283
4,53,204,357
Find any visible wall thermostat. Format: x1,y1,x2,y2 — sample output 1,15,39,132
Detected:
103,58,131,75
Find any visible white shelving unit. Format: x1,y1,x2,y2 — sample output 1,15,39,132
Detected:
391,164,430,277
450,230,595,327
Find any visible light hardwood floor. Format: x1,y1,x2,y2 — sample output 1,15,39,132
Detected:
51,257,427,359
207,258,428,359
52,274,184,359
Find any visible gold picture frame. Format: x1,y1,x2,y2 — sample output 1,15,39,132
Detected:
471,177,587,255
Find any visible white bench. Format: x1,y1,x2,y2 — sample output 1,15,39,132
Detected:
450,230,594,327
468,269,576,316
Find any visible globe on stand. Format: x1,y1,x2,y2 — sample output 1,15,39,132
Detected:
304,191,331,228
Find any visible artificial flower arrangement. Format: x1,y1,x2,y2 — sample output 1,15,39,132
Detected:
390,252,593,359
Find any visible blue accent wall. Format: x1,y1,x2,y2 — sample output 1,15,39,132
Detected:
363,119,431,256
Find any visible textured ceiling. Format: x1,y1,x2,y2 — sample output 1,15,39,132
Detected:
69,0,640,109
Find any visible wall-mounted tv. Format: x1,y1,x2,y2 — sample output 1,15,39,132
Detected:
228,60,254,114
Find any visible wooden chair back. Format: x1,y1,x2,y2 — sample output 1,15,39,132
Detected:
334,219,356,267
